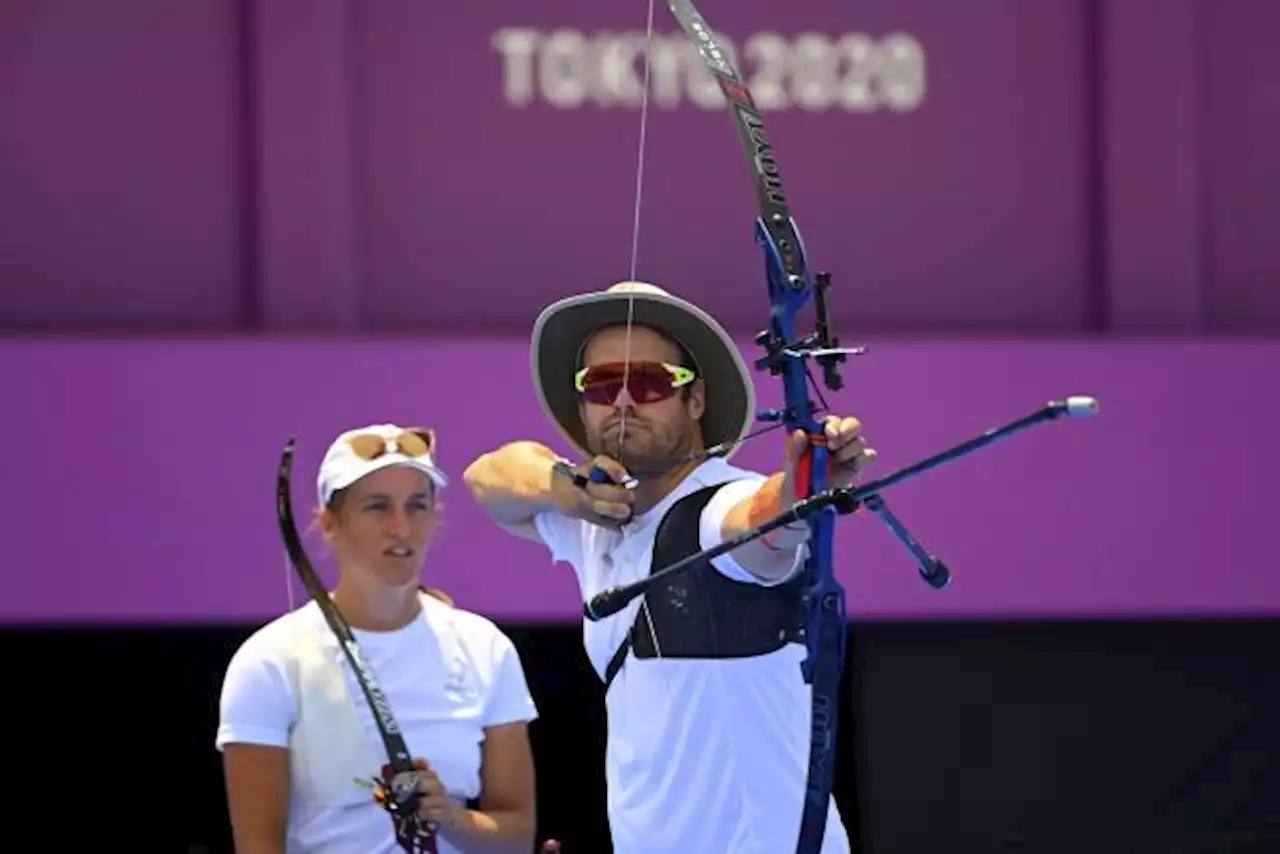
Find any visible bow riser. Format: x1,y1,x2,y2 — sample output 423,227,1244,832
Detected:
758,182,847,854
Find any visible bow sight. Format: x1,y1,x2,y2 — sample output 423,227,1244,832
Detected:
753,271,863,393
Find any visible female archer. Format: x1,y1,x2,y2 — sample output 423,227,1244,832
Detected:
217,423,539,853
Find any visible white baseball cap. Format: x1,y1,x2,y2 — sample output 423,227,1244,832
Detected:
315,423,449,508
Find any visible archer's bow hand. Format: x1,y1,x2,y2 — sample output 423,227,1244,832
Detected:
550,455,635,528
782,415,877,500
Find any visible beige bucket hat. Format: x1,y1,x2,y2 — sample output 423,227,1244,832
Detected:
529,281,756,461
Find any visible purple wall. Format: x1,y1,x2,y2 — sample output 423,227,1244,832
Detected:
1,0,1277,334
4,337,1276,624
1,3,1275,625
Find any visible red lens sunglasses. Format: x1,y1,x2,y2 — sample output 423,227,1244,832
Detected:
574,361,697,405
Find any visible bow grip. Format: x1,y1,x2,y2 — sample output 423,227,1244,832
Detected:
794,430,827,501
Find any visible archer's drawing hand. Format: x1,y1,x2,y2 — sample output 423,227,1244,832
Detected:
782,415,877,499
551,455,635,527
412,758,463,829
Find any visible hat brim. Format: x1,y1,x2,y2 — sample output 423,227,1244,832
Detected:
530,289,755,460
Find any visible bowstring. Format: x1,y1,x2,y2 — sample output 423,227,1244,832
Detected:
622,0,664,662
626,0,654,290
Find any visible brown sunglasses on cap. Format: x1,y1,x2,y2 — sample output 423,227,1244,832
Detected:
346,427,435,461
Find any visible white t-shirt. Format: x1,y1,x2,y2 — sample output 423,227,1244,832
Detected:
533,457,851,854
216,592,538,854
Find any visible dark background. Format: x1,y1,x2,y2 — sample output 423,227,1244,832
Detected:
8,617,1278,852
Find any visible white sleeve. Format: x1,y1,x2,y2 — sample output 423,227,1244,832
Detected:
699,478,807,587
532,510,585,568
215,634,298,751
481,630,540,728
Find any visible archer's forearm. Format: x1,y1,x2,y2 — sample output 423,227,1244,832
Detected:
441,807,535,853
462,441,562,527
720,473,808,581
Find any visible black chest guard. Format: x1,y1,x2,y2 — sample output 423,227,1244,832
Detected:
602,483,806,690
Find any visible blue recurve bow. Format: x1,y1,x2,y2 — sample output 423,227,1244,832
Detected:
583,3,1102,852
663,2,856,848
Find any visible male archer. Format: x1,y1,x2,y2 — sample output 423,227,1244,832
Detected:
463,281,874,854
